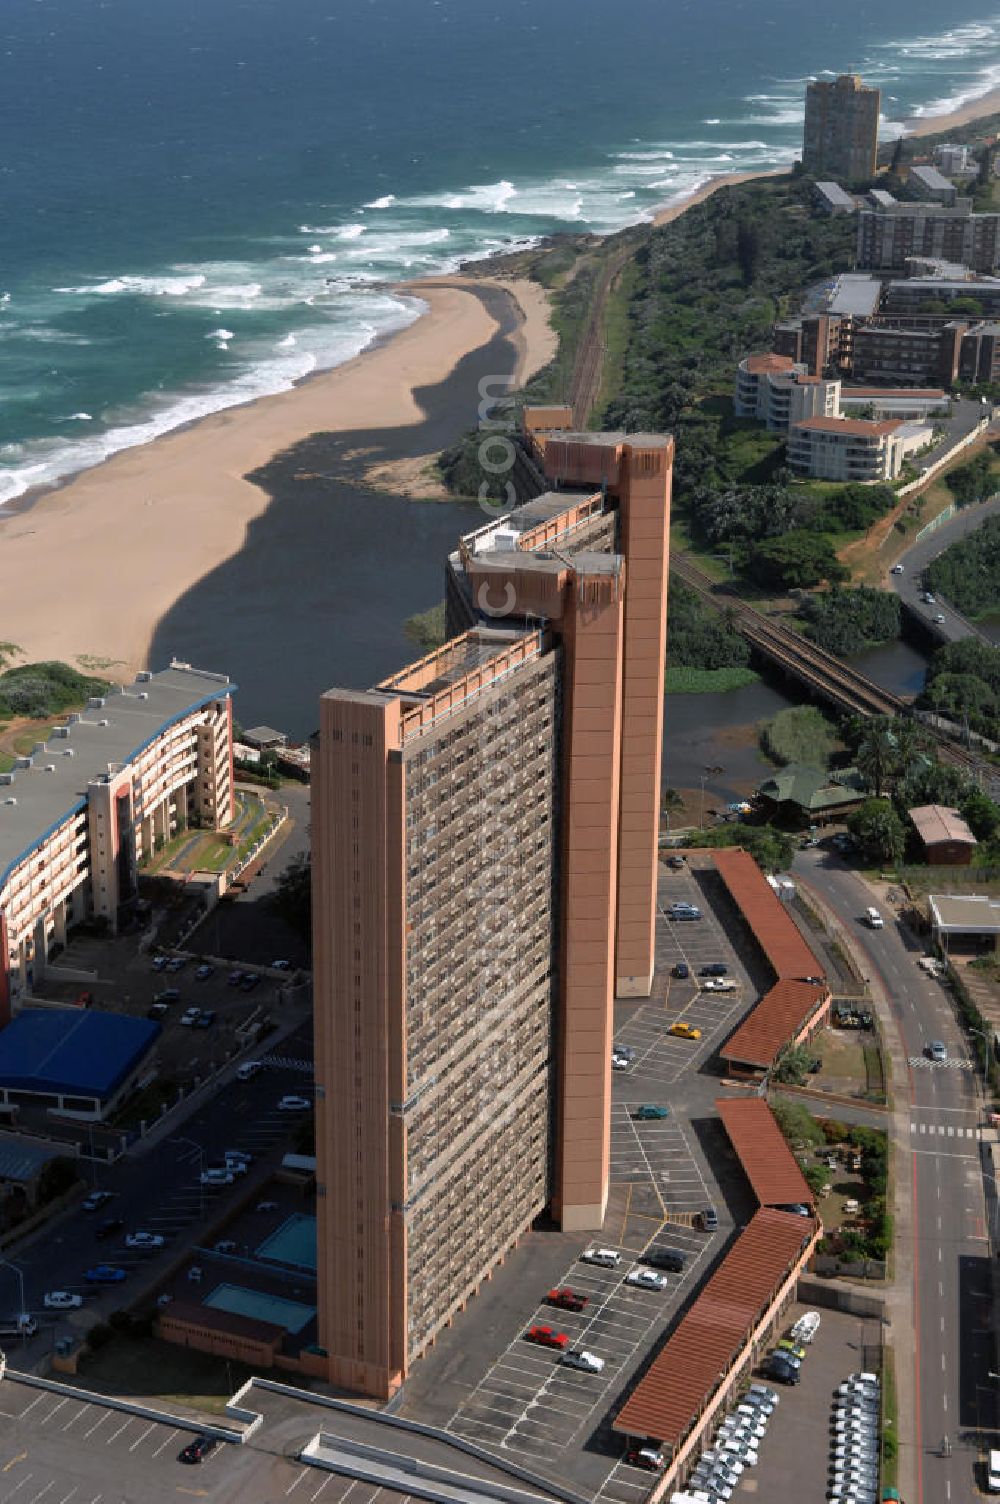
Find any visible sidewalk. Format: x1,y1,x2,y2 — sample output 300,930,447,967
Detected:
797,874,918,1504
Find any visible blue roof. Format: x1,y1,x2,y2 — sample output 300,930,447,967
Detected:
0,1009,160,1101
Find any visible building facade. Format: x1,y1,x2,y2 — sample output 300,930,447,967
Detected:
802,74,879,183
311,432,672,1398
0,663,234,1019
787,414,928,481
734,355,840,428
857,201,1000,274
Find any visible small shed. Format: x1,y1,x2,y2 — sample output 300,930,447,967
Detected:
909,804,977,866
242,726,288,751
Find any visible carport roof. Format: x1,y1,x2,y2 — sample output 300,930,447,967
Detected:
614,1209,815,1447
929,893,1000,934
720,980,828,1071
713,848,824,982
715,1097,814,1208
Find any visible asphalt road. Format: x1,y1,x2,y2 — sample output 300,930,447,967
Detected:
887,492,1000,646
0,1020,315,1361
795,847,996,1504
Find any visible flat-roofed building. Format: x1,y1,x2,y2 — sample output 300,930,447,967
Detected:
858,199,1000,273
839,386,950,420
814,181,856,215
0,663,234,1020
935,143,974,176
851,320,967,385
733,355,839,428
802,74,879,183
311,430,672,1398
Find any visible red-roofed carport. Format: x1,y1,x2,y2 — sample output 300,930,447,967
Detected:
713,848,824,983
715,1096,815,1209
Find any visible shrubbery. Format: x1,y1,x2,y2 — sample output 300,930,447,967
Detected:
800,586,901,655
926,511,1000,619
760,705,838,768
0,662,110,719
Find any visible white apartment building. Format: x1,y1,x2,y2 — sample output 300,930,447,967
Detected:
0,663,234,1018
787,415,931,482
734,354,840,430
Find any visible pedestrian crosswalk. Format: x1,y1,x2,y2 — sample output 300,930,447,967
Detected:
908,1055,976,1071
257,1053,313,1073
910,1121,985,1139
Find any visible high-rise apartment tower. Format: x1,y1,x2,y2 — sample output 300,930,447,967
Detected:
802,74,880,183
311,429,672,1397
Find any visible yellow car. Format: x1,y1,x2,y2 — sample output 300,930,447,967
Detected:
669,1021,702,1041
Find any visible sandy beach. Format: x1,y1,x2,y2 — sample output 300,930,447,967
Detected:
3,83,999,687
0,276,552,676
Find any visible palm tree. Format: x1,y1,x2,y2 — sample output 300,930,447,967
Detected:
856,717,899,799
662,787,685,832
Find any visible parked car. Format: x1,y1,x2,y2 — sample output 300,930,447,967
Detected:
84,1264,126,1284
152,956,168,971
561,1349,604,1373
547,1287,589,1312
669,1021,702,1040
667,855,685,869
933,612,946,624
624,1446,664,1471
668,902,702,920
791,1311,821,1343
154,989,181,1004
194,1009,216,1029
44,1291,83,1310
179,1435,218,1465
222,1157,248,1176
200,1168,235,1186
891,563,904,574
764,1357,799,1385
227,970,245,986
672,961,690,979
195,964,214,981
634,1104,669,1120
697,1206,719,1231
581,1247,620,1267
82,1190,114,1212
223,1149,253,1164
701,977,737,992
277,1094,311,1111
213,1239,238,1255
611,1051,631,1071
746,1384,779,1408
240,974,261,991
236,1061,262,1081
125,1231,165,1250
272,959,291,971
95,1217,125,1240
625,1268,668,1292
700,963,728,976
166,957,186,973
922,591,936,604
642,1246,685,1272
255,1200,278,1213
777,1338,806,1361
179,1007,202,1027
147,1002,169,1019
526,1324,568,1350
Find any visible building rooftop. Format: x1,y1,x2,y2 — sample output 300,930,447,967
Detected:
540,429,673,449
0,663,233,891
929,894,1000,934
743,353,797,375
378,627,536,698
910,805,977,848
815,182,856,211
0,1132,62,1184
613,1208,815,1447
242,726,287,748
459,492,600,558
794,415,901,438
721,979,829,1071
0,1008,160,1102
756,763,864,813
713,848,824,982
840,387,948,400
715,1097,814,1208
825,274,883,319
868,190,897,209
910,164,957,194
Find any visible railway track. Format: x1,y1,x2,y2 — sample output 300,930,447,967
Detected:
671,556,905,719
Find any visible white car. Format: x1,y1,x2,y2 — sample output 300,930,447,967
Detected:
612,1052,630,1071
561,1349,604,1374
200,1168,235,1186
581,1247,620,1267
791,1310,820,1343
125,1231,165,1250
236,1061,262,1081
44,1291,83,1310
701,977,737,992
891,563,904,574
277,1095,311,1111
625,1268,668,1292
223,1158,248,1176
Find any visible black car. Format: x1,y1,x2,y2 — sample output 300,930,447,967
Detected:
179,1434,218,1465
643,1247,685,1273
765,1358,800,1386
96,1217,125,1241
672,962,690,979
194,1010,216,1029
699,963,728,977
667,855,685,869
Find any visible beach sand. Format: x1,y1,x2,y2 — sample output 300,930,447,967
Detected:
0,276,551,676
904,88,1000,139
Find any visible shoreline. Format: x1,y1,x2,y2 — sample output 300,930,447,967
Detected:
5,85,1000,681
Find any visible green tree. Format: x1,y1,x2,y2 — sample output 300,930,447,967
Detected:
960,787,1000,841
37,1156,78,1204
848,797,905,864
770,1096,825,1148
773,1043,820,1084
662,787,685,830
748,531,848,590
761,705,838,768
688,822,795,872
855,717,902,798
800,586,901,656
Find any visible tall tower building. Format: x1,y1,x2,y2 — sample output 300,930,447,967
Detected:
802,73,880,183
311,431,672,1398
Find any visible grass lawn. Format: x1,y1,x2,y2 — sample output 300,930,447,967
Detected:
817,1027,868,1089
665,665,760,694
79,1334,268,1414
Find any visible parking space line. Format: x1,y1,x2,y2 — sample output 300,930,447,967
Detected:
27,1483,54,1504
284,1466,310,1495
2,1476,34,1502
104,1416,133,1445
150,1427,180,1458
128,1422,155,1453
55,1490,77,1504
16,1395,46,1422
82,1410,111,1440
60,1406,87,1432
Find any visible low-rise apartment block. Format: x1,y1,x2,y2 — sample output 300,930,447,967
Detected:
0,663,234,1020
311,429,672,1398
734,354,840,428
858,199,1000,274
787,415,929,482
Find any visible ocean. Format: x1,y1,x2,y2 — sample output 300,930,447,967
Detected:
1,0,999,507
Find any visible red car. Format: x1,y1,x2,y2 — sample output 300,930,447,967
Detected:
625,1446,665,1472
547,1287,589,1313
526,1324,569,1350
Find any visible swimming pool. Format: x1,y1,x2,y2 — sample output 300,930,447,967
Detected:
203,1282,316,1334
255,1213,317,1271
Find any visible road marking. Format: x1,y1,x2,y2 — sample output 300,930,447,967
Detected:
129,1422,155,1452
943,1393,948,1412
284,1468,309,1495
3,1454,27,1473
151,1429,180,1458
56,1489,77,1504
941,1353,946,1371
104,1416,133,1444
940,1316,945,1332
939,1282,944,1297
3,1477,33,1501
310,1477,333,1501
82,1411,110,1440
28,1483,54,1504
